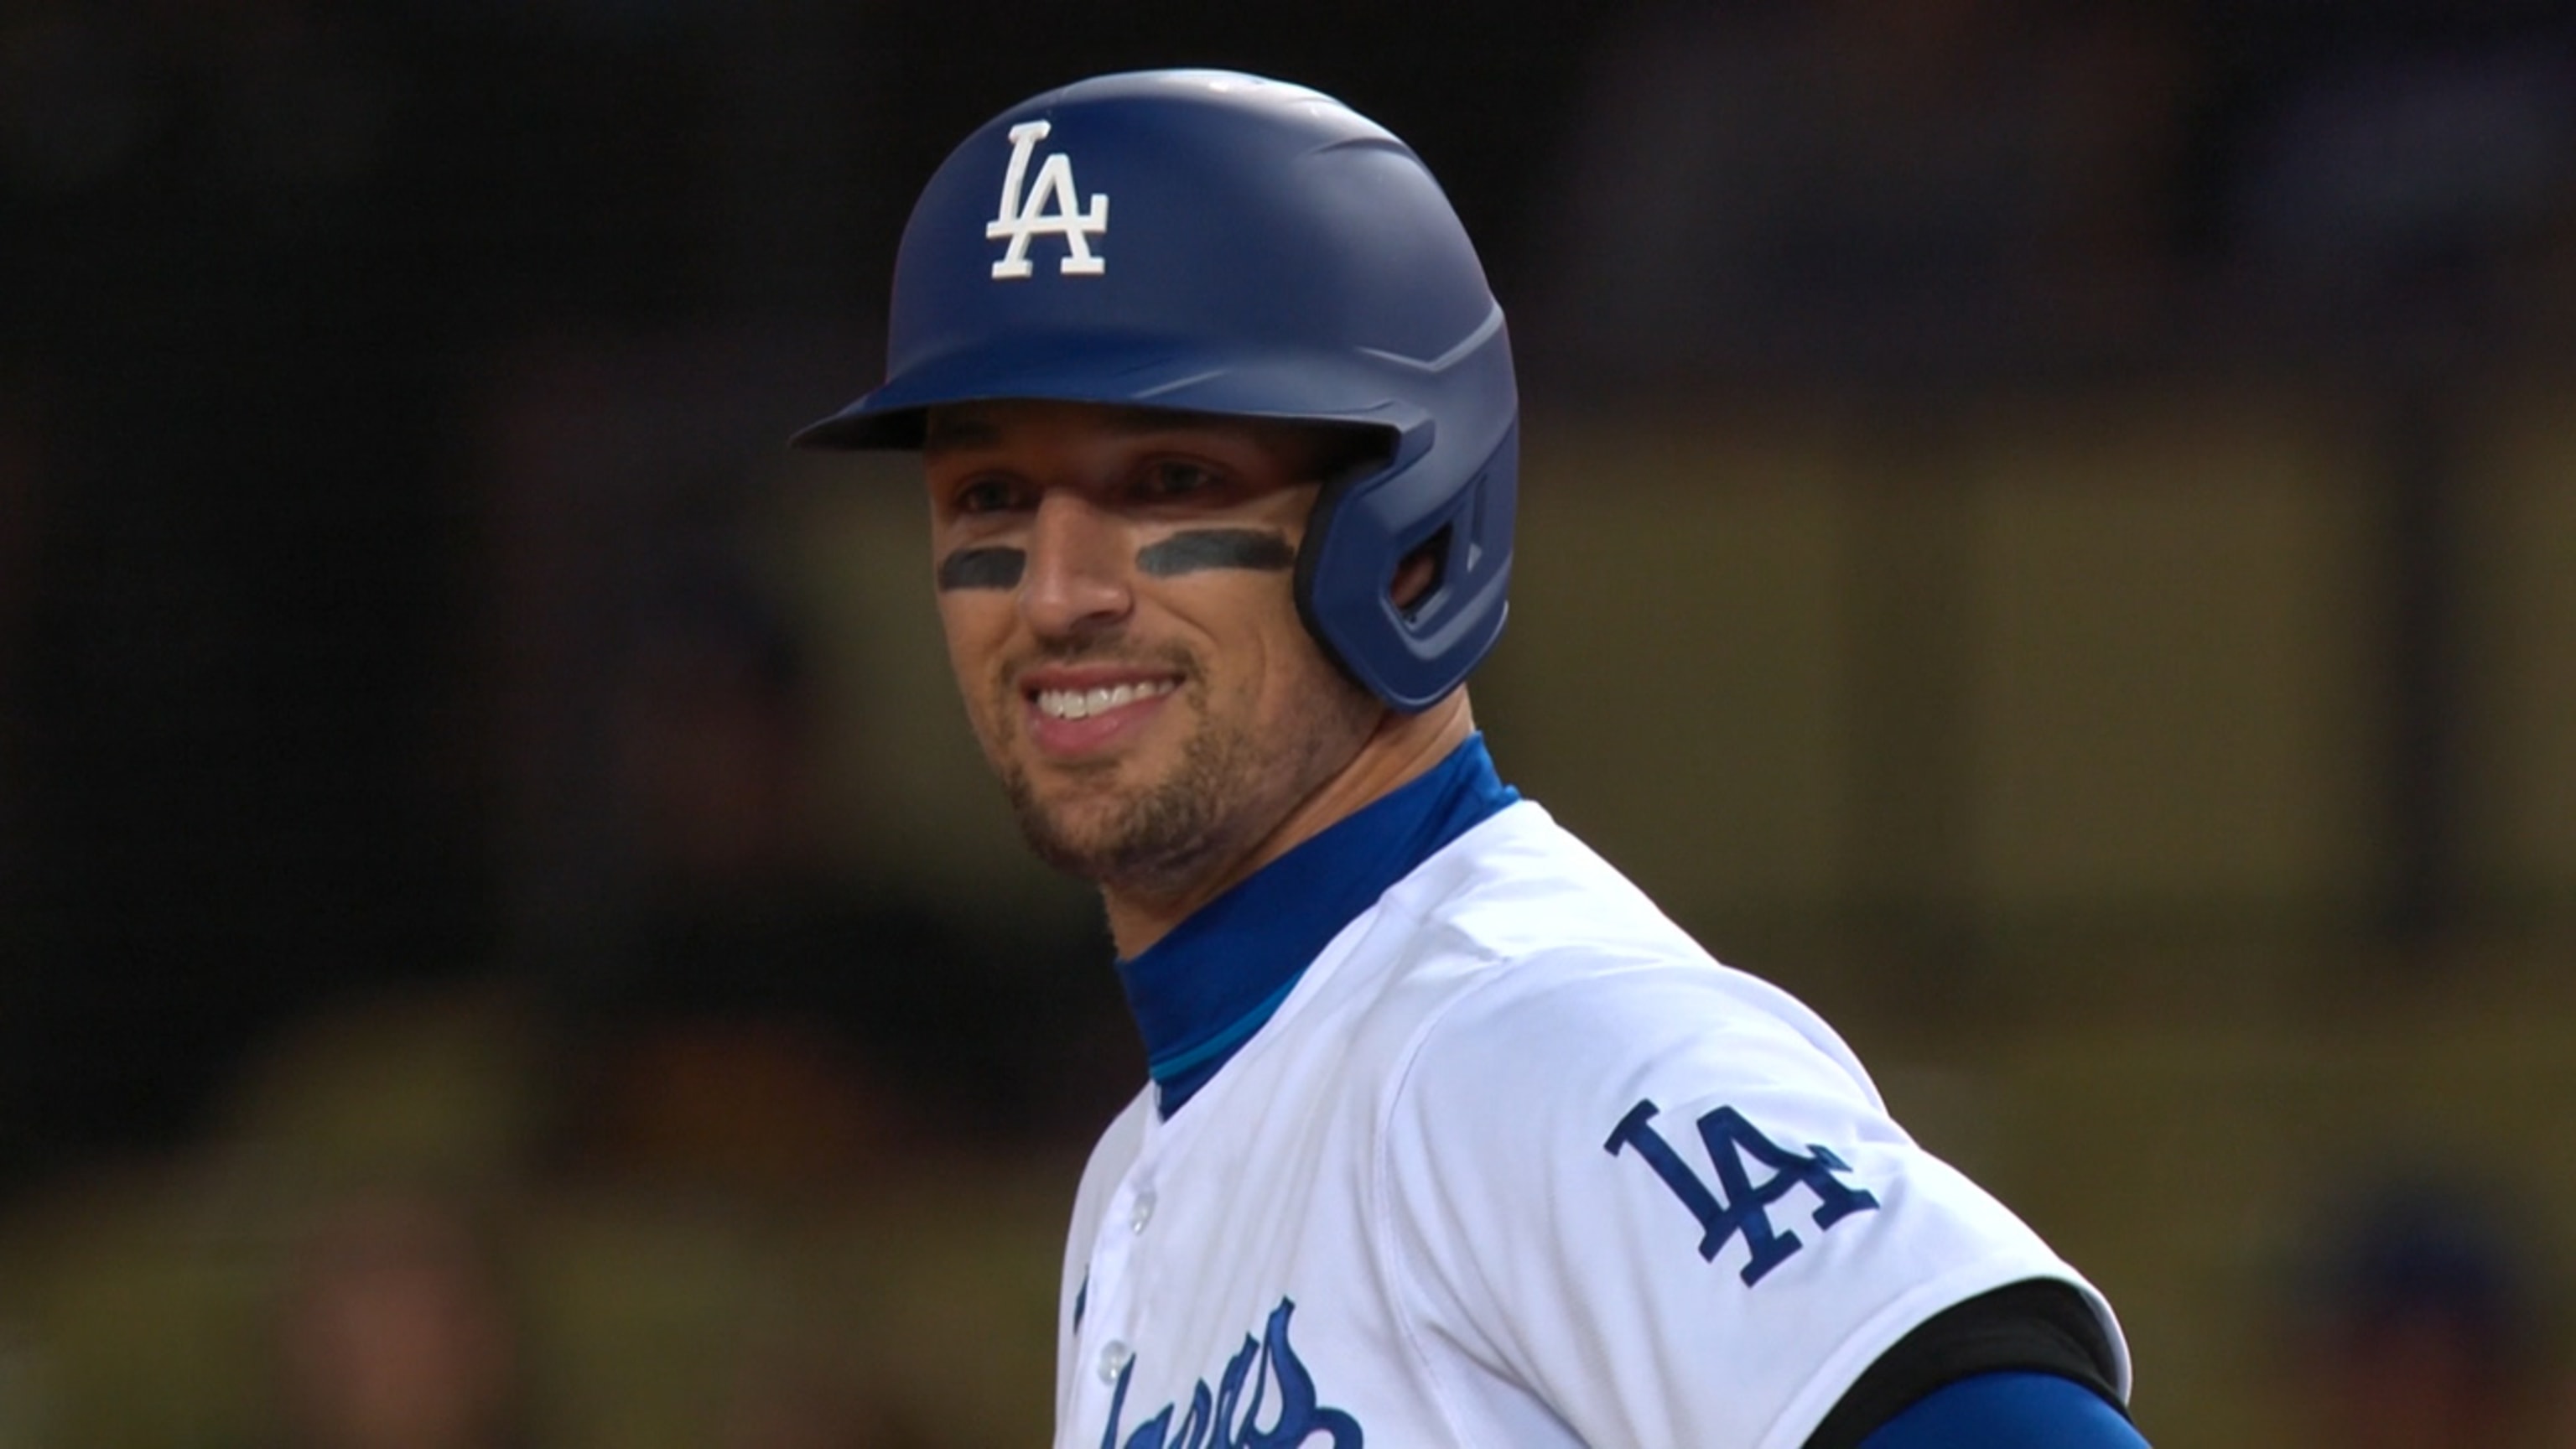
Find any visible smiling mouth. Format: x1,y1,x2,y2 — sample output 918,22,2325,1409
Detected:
1031,679,1180,720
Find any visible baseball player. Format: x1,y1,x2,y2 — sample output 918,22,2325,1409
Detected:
797,70,2148,1449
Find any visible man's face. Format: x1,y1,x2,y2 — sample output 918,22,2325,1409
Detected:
922,400,1384,899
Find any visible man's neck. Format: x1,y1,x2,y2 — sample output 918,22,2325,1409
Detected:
1102,692,1477,958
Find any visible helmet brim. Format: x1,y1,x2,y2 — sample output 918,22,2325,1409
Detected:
788,333,1430,451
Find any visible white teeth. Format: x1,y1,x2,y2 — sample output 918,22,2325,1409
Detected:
1035,679,1176,719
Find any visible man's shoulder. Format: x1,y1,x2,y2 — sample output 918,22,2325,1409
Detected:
1380,799,1711,974
1363,838,2122,1447
1380,937,1885,1170
1394,802,1820,987
1371,800,1873,1100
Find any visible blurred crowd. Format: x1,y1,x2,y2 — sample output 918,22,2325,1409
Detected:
2283,1177,2562,1448
1532,0,2576,387
3,0,2575,1443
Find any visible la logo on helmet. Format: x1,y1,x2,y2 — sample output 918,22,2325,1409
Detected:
987,121,1109,279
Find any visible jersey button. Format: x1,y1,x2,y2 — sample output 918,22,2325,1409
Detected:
1098,1339,1133,1384
1129,1191,1156,1233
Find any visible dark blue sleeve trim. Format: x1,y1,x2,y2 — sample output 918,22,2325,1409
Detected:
1857,1371,2148,1449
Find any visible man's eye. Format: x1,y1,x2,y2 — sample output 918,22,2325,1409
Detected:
1137,460,1222,499
954,478,1020,513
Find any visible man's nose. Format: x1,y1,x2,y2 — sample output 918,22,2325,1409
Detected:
1018,489,1134,637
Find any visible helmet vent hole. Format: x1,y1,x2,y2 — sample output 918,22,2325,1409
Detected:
1394,527,1450,617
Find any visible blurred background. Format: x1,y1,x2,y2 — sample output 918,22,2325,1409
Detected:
3,0,2573,1443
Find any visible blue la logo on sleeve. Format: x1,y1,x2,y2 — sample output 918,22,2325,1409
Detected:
1097,1298,1363,1449
1606,1100,1882,1285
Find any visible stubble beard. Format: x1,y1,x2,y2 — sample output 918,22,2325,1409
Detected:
990,662,1378,903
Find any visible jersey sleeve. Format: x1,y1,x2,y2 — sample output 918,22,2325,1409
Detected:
1856,1371,2149,1449
1812,1278,2127,1444
1374,947,2126,1449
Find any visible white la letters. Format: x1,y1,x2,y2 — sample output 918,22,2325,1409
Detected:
988,121,1109,279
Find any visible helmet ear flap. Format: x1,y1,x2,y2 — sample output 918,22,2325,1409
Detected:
1296,419,1516,713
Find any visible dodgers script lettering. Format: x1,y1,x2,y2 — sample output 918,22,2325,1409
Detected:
1097,1299,1363,1449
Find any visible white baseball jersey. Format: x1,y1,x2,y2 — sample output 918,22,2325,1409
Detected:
1056,740,2127,1449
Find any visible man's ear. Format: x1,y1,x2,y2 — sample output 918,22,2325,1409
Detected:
1390,529,1447,614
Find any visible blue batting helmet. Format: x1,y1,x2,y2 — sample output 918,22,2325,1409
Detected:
793,69,1517,712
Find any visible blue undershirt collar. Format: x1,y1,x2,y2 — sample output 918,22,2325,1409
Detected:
1114,734,1518,1118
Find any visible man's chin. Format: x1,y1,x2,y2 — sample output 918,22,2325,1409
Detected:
1011,802,1118,878
1007,785,1226,896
